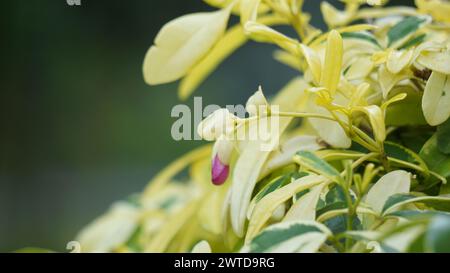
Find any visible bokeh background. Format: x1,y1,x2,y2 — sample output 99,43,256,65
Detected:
0,0,412,252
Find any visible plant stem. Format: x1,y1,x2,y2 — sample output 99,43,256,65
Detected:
342,173,356,251
273,111,336,121
273,110,380,152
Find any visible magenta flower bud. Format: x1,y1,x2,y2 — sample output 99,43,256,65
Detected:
211,154,230,185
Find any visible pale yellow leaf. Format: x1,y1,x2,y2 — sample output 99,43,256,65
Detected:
179,16,287,99
365,170,411,213
345,55,374,80
143,8,232,85
283,183,328,222
145,200,200,252
422,71,450,126
141,145,211,202
378,64,410,98
259,135,326,179
245,175,326,242
417,50,450,75
191,240,212,253
230,78,310,237
76,202,140,253
309,24,377,48
307,93,352,148
386,49,414,74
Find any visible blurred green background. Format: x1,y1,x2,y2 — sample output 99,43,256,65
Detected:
0,0,411,252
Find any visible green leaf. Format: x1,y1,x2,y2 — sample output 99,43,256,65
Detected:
13,247,56,253
247,173,298,219
325,184,347,205
317,201,347,217
244,221,330,253
125,226,143,252
323,213,362,235
388,210,450,220
398,33,426,50
316,184,351,216
385,87,427,126
383,193,450,215
425,214,450,253
384,141,429,175
420,135,450,179
437,119,450,154
315,184,360,235
254,175,292,203
393,128,433,154
382,194,416,213
387,16,427,47
380,223,427,252
294,151,343,184
341,31,382,49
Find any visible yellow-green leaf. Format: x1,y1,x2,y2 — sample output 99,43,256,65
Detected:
244,21,298,54
240,0,261,25
273,50,302,71
415,0,450,23
354,105,386,143
299,44,322,83
320,30,343,95
321,1,358,28
294,151,342,183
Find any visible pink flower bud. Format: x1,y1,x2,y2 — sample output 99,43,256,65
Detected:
211,154,230,185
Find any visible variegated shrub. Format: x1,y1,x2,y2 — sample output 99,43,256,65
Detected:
77,0,450,253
